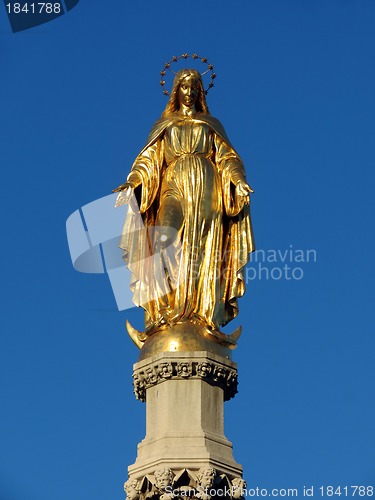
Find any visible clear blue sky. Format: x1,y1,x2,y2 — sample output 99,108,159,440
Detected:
1,1,374,499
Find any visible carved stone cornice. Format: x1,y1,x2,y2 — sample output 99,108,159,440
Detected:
132,352,238,402
124,467,247,500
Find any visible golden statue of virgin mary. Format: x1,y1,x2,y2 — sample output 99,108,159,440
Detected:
114,65,255,359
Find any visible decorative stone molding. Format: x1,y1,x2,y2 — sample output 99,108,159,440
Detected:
124,468,247,500
124,467,246,500
132,353,238,402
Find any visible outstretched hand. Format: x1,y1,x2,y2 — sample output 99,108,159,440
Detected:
113,182,134,207
113,181,133,193
235,180,254,206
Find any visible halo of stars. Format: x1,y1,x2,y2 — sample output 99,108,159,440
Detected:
159,53,216,96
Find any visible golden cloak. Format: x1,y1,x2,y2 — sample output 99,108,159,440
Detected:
120,112,255,332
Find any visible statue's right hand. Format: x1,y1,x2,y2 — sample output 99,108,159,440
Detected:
112,181,134,193
114,182,134,207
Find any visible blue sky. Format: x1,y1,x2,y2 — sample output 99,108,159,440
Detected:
1,1,374,499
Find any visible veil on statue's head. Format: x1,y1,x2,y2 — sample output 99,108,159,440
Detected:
162,68,210,117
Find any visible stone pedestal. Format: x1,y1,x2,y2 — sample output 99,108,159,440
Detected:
127,351,242,484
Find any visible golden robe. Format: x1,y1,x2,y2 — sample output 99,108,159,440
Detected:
120,112,255,333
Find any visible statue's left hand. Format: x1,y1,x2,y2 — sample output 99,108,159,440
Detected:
235,181,254,206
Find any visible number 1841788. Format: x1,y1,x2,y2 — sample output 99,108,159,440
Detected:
319,486,374,496
6,3,62,14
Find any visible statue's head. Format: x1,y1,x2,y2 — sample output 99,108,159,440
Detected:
163,69,209,116
124,478,140,500
154,468,174,490
231,478,247,498
197,467,216,488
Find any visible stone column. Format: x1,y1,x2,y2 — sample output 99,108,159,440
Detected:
125,351,245,499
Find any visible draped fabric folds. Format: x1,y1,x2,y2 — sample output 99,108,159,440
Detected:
120,112,255,332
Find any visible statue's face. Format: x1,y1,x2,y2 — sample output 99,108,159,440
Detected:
199,469,215,487
124,479,139,499
156,472,171,489
178,75,199,108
